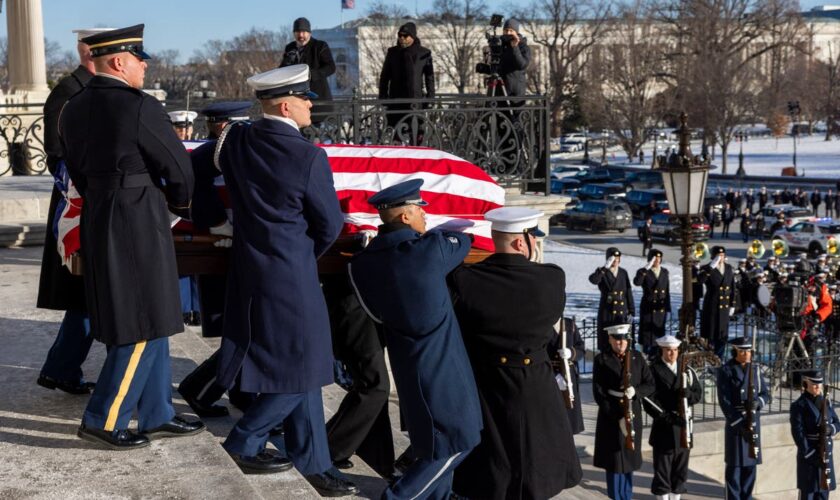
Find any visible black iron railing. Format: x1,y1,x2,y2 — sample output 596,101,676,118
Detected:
0,103,46,176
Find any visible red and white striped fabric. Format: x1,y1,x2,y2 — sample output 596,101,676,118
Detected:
55,174,82,269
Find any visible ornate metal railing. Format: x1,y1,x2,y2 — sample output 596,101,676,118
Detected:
0,103,47,176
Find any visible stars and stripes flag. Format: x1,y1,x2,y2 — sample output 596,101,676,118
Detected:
56,143,504,266
341,0,355,9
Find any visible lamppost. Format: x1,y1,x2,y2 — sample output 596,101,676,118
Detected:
582,127,590,165
788,100,800,176
661,113,710,340
651,129,664,168
186,79,217,112
736,131,746,178
600,129,608,166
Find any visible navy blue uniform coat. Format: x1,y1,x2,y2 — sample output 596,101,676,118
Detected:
790,392,839,493
349,224,482,461
633,267,671,348
214,119,344,394
717,358,770,466
60,76,193,346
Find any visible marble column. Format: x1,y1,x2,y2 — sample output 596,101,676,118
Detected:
6,0,49,97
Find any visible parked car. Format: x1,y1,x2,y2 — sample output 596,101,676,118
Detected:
577,182,627,201
623,171,663,190
760,204,813,228
550,177,581,195
564,200,632,233
560,140,584,153
625,189,667,218
551,165,585,179
649,213,711,244
572,167,627,185
772,220,840,257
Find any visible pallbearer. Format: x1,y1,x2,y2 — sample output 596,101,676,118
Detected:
592,324,655,500
589,248,635,352
790,370,840,500
716,336,770,500
633,248,670,355
641,335,702,500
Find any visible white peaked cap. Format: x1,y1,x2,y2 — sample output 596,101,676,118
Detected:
655,335,681,348
246,65,316,99
605,324,632,337
484,207,544,233
168,110,198,125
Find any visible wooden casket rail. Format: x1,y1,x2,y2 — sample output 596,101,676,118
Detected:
173,234,491,276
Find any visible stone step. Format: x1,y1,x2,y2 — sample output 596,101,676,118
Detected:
0,221,46,247
0,176,52,223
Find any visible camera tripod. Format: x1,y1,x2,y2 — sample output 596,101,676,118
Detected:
770,330,810,393
485,72,508,98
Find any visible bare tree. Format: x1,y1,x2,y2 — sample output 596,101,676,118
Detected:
425,0,487,94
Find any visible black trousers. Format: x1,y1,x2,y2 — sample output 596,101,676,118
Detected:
323,275,395,476
178,350,254,411
651,447,690,495
722,222,731,238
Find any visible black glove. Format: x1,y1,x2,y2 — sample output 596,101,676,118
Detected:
739,422,756,442
751,399,762,411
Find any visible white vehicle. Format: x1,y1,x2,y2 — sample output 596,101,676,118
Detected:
772,219,840,256
560,140,583,153
760,204,813,227
550,165,585,179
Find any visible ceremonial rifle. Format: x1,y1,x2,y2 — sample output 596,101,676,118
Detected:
622,348,635,451
559,319,574,409
745,329,760,460
819,384,832,490
678,350,692,449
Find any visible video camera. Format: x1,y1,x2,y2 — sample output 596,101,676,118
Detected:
475,14,514,76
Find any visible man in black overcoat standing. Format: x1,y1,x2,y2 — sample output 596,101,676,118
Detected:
698,246,736,359
450,207,582,499
633,248,670,356
378,22,435,130
281,17,335,118
592,324,655,500
590,247,635,351
36,27,111,395
639,217,653,258
61,25,204,449
641,335,702,500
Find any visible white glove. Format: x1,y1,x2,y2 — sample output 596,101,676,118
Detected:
559,347,572,360
213,238,233,248
729,307,735,316
712,255,722,268
555,373,568,392
359,229,377,248
624,386,636,400
645,260,653,270
605,256,615,269
209,220,233,237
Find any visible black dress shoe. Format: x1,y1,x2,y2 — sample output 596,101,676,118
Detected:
77,425,150,450
37,375,95,395
269,423,285,436
228,449,293,474
179,391,230,418
332,458,354,470
305,470,360,497
142,415,205,439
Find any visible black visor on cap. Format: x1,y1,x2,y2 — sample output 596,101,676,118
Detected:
255,80,318,100
526,226,545,237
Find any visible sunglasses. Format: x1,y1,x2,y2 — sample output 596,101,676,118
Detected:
398,33,411,38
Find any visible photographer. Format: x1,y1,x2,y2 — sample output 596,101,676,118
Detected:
498,19,530,98
801,276,833,356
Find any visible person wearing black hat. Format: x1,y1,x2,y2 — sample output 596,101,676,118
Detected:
349,179,482,500
60,24,204,450
592,324,655,500
698,246,736,359
378,21,435,132
589,247,635,352
716,337,770,500
35,27,112,397
281,18,335,121
211,65,357,496
497,19,531,99
790,370,840,499
633,249,670,356
449,207,582,499
638,217,653,258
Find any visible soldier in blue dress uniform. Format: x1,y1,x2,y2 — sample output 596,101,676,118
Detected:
213,65,357,496
790,370,840,500
716,336,770,499
61,24,204,449
349,179,483,499
590,248,635,352
699,246,736,359
633,249,671,356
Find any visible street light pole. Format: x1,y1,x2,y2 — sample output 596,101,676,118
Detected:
601,129,608,166
736,131,745,177
582,127,590,165
788,100,800,176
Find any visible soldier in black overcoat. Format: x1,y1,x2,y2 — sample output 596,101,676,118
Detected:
633,249,671,355
592,324,655,500
717,337,770,500
62,25,204,450
36,28,102,395
641,335,702,499
790,370,840,500
549,316,586,434
698,246,736,359
450,207,582,500
281,17,335,117
589,247,635,352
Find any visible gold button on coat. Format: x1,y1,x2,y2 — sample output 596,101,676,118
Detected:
500,357,508,364
524,358,531,365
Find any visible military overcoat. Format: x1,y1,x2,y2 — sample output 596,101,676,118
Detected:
633,267,671,348
589,266,635,350
790,392,840,493
642,357,702,451
698,264,736,343
716,358,770,466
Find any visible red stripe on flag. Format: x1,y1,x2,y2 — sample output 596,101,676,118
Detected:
327,156,495,183
336,189,501,218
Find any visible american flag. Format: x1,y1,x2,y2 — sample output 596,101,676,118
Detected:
341,0,355,9
56,143,504,265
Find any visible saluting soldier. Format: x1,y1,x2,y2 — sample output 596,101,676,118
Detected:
213,65,357,496
633,248,671,355
549,316,586,434
642,335,702,500
36,27,111,396
698,246,736,359
790,370,840,500
450,207,582,499
590,247,635,352
717,337,770,500
349,179,483,500
61,25,204,449
592,324,655,500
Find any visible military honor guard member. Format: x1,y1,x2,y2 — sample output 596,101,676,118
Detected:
60,24,204,449
349,179,483,500
176,101,254,418
791,370,840,500
717,336,770,499
633,249,671,356
589,248,635,352
698,246,736,359
36,27,111,395
169,109,197,141
449,207,582,499
549,316,586,434
212,65,358,496
641,335,702,500
592,324,655,500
